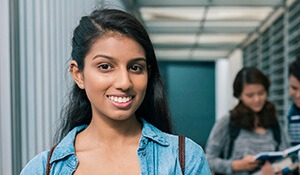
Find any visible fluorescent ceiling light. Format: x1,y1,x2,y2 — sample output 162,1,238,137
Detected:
207,7,273,20
145,21,201,27
204,21,260,27
150,34,197,44
140,7,205,20
192,50,229,57
155,49,191,58
198,34,248,43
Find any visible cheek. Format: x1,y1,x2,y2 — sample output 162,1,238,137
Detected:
289,88,295,96
240,97,250,106
137,78,148,93
85,75,111,93
245,100,253,107
241,97,256,108
134,77,148,100
261,94,267,101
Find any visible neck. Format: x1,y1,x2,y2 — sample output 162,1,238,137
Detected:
254,114,261,127
76,116,142,148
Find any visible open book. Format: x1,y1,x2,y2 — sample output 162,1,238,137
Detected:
252,156,298,175
254,144,300,161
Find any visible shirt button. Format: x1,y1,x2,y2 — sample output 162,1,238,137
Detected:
71,160,77,166
142,152,146,156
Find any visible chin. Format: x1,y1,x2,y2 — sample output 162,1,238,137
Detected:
252,107,263,113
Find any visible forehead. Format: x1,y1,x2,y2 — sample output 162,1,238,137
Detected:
86,33,145,59
242,84,265,93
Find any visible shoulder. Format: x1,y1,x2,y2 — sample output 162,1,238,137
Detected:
216,114,230,125
138,120,212,173
162,133,211,174
142,120,207,157
142,119,206,155
162,132,204,152
20,150,49,175
183,136,206,161
183,137,211,174
288,103,300,116
206,114,231,148
210,114,230,134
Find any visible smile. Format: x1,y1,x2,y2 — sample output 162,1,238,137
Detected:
107,95,133,103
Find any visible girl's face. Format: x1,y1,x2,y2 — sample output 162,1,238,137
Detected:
239,84,267,112
72,34,148,122
289,75,300,108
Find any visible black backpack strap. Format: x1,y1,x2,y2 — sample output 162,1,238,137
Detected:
227,123,240,159
271,121,281,151
178,135,185,174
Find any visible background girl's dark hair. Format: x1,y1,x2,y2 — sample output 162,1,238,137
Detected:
54,9,172,144
230,67,278,130
289,56,300,81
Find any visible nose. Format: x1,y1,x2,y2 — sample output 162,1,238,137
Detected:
296,90,300,98
114,68,132,91
253,95,260,102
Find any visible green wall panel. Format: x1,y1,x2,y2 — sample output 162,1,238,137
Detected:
159,61,215,147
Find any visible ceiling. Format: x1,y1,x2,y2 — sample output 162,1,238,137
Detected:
124,0,285,61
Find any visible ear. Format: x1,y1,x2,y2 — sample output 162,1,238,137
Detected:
69,60,85,89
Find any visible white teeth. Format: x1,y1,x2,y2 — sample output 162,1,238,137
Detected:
108,96,132,103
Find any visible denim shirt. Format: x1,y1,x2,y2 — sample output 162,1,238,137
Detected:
21,119,211,175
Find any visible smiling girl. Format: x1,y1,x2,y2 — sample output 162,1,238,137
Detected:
20,9,210,175
205,67,289,175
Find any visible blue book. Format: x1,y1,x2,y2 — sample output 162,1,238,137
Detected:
252,157,298,175
254,144,300,161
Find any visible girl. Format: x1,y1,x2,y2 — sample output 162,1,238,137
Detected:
21,9,210,175
206,67,289,175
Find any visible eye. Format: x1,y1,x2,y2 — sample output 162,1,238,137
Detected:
291,85,298,90
258,90,266,96
129,65,144,73
97,64,112,70
246,94,254,98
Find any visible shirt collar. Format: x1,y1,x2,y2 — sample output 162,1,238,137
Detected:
140,119,169,146
50,125,87,163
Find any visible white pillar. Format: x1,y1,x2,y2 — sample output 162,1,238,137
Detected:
228,49,243,109
215,59,230,120
0,0,13,173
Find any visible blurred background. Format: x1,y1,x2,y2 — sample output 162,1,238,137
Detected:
1,0,299,174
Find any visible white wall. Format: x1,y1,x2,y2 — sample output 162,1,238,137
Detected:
215,49,243,121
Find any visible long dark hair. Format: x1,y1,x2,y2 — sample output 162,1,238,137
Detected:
230,67,278,130
55,9,172,144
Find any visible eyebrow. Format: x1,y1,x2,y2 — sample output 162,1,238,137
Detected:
92,54,147,62
92,54,113,60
